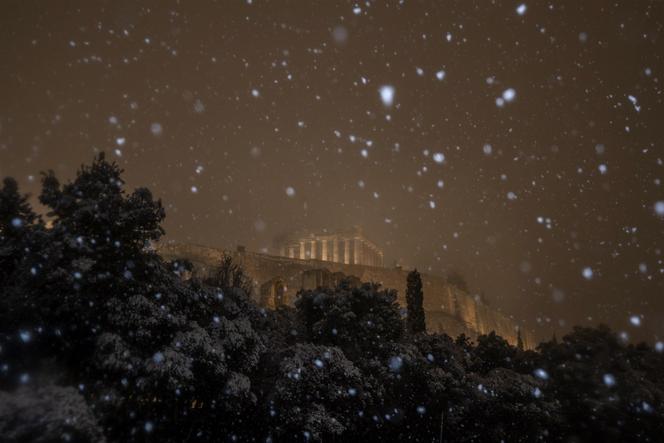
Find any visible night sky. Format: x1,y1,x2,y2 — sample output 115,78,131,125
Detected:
1,0,663,343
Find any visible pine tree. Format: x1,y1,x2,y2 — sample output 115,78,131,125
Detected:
406,269,426,334
0,177,39,287
0,177,36,231
39,153,165,263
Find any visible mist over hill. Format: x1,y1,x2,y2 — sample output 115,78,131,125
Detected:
1,155,663,442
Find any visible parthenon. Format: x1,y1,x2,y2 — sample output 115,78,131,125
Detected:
158,238,534,348
274,226,384,267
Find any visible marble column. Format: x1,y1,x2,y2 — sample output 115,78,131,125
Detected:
288,246,295,258
344,239,350,264
332,237,339,262
310,239,317,260
361,241,366,266
321,238,328,261
353,238,362,264
299,240,305,260
378,251,384,267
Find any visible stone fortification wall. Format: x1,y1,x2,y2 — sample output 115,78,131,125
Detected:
158,242,533,349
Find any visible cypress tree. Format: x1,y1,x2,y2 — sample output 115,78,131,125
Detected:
406,269,426,334
517,327,524,351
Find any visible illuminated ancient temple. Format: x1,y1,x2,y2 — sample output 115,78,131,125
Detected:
274,226,384,267
158,226,534,348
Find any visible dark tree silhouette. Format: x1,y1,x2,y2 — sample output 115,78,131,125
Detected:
295,282,404,359
406,269,426,334
0,155,266,441
472,331,517,373
262,343,367,441
0,177,36,233
517,327,524,351
0,177,39,287
207,251,254,295
39,153,165,260
2,155,663,442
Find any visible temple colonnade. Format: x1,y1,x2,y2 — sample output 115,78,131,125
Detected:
280,235,383,267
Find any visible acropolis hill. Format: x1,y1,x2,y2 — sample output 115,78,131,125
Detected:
159,227,533,349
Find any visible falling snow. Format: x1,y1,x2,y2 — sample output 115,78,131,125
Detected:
1,1,664,439
379,85,395,107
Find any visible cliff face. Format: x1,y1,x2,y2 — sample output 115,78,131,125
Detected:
158,242,534,349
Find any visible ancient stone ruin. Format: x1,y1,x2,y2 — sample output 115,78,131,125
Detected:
158,227,533,348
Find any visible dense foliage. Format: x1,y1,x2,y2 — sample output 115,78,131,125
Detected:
1,156,663,442
406,269,426,334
